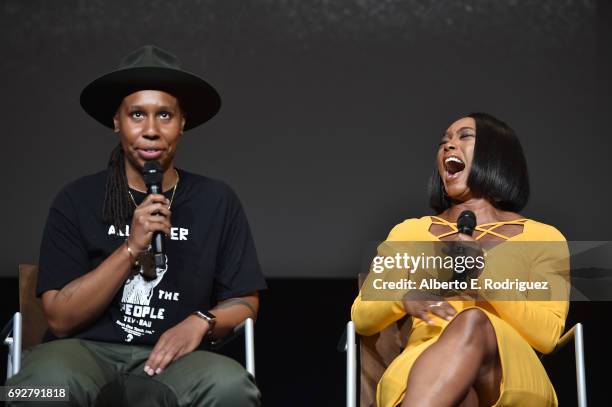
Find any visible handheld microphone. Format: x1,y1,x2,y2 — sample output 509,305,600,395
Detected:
457,210,476,236
453,210,477,283
142,161,166,276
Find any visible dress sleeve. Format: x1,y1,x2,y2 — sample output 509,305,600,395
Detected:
37,187,90,297
351,293,407,337
351,221,413,336
483,229,570,354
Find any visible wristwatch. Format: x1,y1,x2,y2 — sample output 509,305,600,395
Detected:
192,310,217,337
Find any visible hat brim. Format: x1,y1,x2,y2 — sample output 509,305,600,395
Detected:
80,67,221,131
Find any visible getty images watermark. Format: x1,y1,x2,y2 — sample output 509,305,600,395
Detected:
359,241,612,301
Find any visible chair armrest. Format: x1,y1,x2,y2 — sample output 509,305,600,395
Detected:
339,321,357,407
550,323,587,407
210,317,256,378
2,312,22,379
1,316,15,342
210,319,247,350
338,324,348,352
555,323,578,352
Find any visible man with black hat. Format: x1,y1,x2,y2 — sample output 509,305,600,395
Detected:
7,45,266,406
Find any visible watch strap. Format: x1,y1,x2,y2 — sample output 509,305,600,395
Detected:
193,310,217,337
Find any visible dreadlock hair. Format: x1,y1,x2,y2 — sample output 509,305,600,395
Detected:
103,143,133,228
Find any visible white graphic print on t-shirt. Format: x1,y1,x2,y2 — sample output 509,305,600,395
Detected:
107,225,189,240
117,257,173,342
121,255,168,305
109,224,188,343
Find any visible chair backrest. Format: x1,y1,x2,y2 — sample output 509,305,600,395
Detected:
18,264,48,349
357,273,412,407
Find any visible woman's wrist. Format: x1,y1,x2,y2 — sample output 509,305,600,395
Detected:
187,314,212,339
124,238,140,263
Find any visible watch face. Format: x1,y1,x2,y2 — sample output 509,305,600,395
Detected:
202,311,216,321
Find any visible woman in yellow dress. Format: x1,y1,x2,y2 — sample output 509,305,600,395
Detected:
352,113,569,407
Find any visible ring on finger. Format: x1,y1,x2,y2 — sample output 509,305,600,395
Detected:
427,301,444,309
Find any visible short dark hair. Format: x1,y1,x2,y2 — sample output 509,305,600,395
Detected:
428,112,530,213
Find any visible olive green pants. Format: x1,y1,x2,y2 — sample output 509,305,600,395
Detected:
6,338,260,406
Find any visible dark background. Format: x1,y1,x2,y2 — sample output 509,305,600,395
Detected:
1,0,610,405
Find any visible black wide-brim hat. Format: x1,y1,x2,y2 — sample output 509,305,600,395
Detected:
80,45,221,130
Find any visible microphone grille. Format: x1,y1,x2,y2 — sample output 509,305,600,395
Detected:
142,161,163,186
457,210,476,230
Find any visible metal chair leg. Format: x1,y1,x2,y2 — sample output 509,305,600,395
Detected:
346,321,356,407
244,317,255,378
4,312,22,379
574,323,587,407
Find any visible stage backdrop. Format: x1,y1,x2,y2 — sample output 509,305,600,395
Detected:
1,0,609,278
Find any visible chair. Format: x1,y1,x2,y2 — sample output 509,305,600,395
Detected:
340,274,587,407
2,264,257,380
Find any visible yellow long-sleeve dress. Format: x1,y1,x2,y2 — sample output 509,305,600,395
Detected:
351,216,570,407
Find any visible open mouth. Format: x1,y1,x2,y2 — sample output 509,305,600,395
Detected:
444,156,465,179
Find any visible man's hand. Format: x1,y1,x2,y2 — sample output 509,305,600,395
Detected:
143,315,209,376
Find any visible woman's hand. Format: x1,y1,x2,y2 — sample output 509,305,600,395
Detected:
452,232,486,297
402,291,457,325
128,194,172,254
451,232,484,261
143,315,209,376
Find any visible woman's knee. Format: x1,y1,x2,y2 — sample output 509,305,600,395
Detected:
8,339,85,385
197,355,260,406
160,351,261,407
444,308,496,344
7,339,108,405
205,369,260,406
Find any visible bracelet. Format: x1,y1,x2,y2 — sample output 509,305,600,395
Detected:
125,239,137,262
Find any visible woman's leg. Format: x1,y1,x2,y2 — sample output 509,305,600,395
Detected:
6,338,117,407
456,387,479,407
401,309,502,407
123,350,260,407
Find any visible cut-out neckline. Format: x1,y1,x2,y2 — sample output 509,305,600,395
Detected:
428,216,529,241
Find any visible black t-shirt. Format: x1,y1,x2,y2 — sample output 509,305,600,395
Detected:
37,168,266,346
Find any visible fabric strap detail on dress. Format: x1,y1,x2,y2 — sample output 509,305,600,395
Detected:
429,216,528,240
